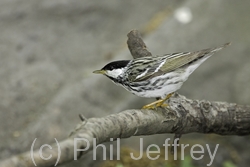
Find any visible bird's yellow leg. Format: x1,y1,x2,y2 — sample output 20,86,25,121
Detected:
142,99,164,109
142,93,174,109
155,93,174,107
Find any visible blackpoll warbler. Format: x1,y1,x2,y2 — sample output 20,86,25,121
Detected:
93,43,230,109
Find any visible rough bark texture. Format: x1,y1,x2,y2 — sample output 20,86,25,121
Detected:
1,30,249,167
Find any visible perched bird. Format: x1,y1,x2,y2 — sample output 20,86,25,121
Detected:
93,43,230,109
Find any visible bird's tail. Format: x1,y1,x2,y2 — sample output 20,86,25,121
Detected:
203,42,231,54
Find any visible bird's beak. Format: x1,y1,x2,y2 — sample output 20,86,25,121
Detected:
93,70,106,75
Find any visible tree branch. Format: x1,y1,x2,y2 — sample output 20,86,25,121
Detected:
1,30,249,167
127,30,152,58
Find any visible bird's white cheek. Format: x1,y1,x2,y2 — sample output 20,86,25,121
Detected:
106,69,124,78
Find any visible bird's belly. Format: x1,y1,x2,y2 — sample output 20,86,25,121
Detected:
127,71,188,98
134,83,182,98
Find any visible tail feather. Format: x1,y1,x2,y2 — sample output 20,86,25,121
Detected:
203,42,231,53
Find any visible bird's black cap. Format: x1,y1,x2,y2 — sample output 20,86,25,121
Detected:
101,60,130,71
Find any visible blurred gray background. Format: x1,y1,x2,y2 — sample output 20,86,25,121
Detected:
0,0,250,167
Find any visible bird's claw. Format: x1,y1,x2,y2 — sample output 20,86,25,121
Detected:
142,101,168,110
142,93,173,110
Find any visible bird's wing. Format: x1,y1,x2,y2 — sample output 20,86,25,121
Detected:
126,56,164,82
128,43,230,82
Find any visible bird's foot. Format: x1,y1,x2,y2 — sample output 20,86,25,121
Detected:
156,102,169,108
142,99,164,109
142,93,174,109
